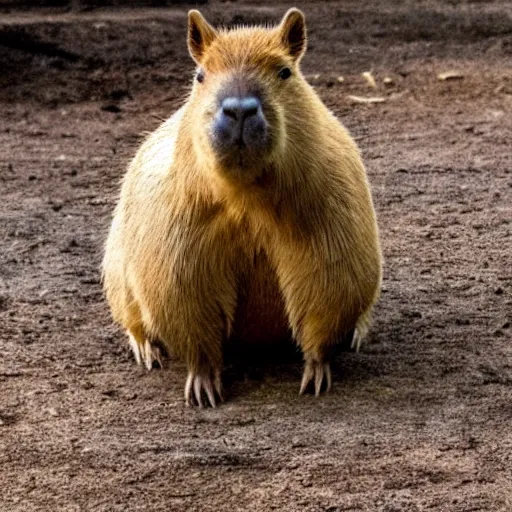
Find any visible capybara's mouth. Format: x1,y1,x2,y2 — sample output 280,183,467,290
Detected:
215,145,265,172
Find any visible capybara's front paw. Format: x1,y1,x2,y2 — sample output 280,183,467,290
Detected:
299,358,332,397
185,368,223,408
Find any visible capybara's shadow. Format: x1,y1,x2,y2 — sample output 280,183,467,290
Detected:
221,328,359,395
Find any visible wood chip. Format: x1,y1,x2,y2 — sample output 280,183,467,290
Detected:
437,70,464,81
362,71,377,88
347,95,386,104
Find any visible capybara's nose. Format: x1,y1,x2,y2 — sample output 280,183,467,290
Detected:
221,97,260,121
212,96,268,152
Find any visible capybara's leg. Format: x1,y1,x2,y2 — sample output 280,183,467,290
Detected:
277,268,357,396
296,305,376,392
173,263,237,408
128,270,233,407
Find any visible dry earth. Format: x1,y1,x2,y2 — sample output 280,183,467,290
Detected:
1,1,512,510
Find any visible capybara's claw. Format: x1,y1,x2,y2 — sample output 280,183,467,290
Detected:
299,360,332,396
185,370,223,408
141,341,164,370
128,334,164,370
350,327,362,352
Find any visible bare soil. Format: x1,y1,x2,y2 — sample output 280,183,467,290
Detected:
1,1,512,511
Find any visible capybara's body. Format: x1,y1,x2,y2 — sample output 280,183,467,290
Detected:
102,8,382,406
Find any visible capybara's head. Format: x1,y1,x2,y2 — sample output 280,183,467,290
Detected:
187,8,308,182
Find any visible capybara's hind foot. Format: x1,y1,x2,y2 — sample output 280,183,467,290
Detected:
299,358,332,397
128,333,164,371
185,368,223,408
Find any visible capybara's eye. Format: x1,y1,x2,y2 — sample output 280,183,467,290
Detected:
196,69,205,83
278,67,292,80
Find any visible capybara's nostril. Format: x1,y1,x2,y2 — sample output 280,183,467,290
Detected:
221,96,261,121
222,97,239,120
239,97,260,119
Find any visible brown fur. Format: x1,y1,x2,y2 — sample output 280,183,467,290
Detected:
102,9,382,403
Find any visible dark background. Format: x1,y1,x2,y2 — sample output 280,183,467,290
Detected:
1,0,206,8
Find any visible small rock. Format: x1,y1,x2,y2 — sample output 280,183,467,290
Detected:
80,277,100,285
89,197,107,206
347,95,386,104
48,407,58,417
292,438,306,448
362,71,377,88
438,70,464,81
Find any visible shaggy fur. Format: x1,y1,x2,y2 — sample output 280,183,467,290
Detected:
102,8,382,406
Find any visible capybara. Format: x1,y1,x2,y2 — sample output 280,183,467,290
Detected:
102,8,382,407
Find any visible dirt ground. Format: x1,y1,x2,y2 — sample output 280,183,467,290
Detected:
1,1,512,510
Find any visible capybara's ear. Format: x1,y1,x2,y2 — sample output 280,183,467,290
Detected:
188,10,218,64
278,8,307,61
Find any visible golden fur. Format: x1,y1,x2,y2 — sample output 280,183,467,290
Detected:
102,9,382,405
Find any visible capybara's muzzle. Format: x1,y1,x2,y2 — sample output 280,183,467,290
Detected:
211,95,269,153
